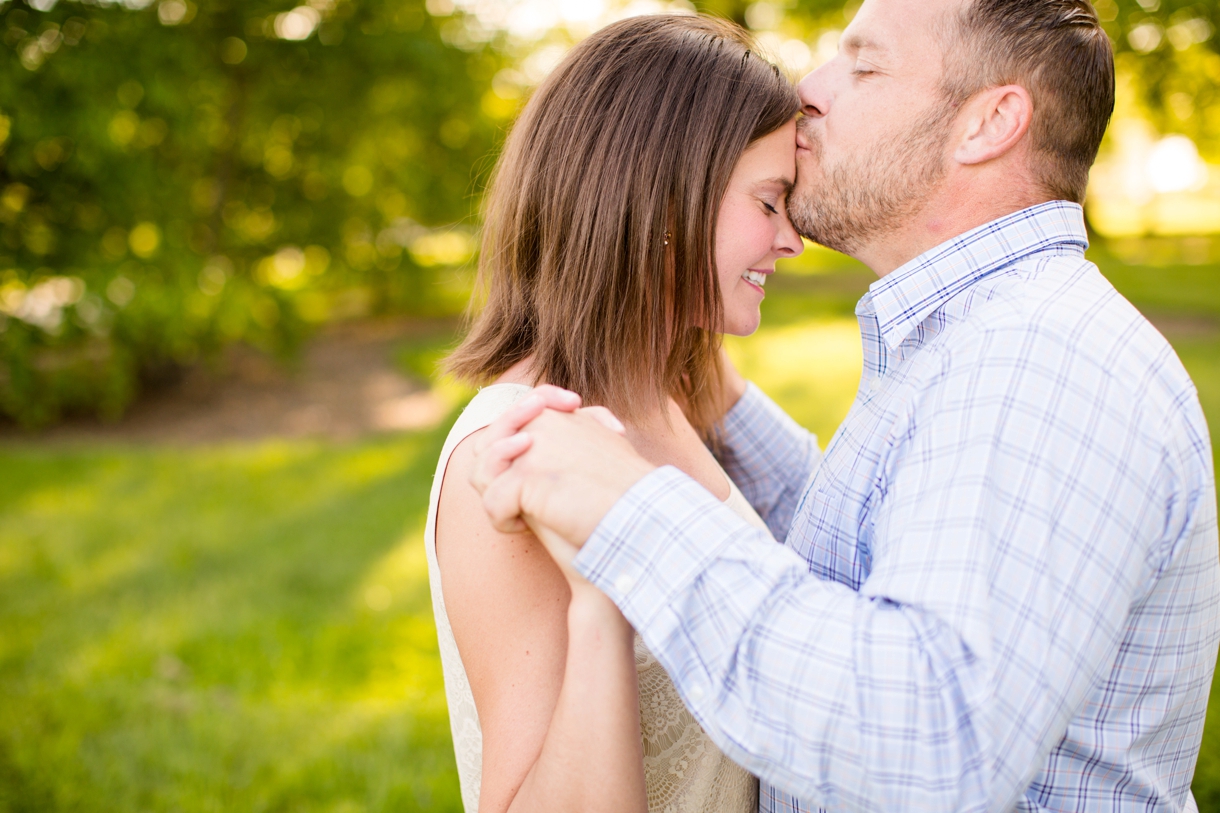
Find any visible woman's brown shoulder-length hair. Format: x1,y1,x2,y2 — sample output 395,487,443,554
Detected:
446,14,798,436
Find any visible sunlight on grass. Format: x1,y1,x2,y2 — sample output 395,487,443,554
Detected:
0,431,463,812
353,531,449,708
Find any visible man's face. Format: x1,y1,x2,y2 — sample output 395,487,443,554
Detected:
789,0,965,257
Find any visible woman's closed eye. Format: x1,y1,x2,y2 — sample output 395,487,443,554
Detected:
751,178,794,216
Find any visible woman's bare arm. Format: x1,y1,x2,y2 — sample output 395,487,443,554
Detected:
436,429,647,813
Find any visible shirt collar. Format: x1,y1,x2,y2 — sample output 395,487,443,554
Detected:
866,201,1089,351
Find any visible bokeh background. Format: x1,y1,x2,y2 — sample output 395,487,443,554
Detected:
0,0,1217,809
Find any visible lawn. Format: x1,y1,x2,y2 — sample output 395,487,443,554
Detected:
0,433,464,811
1,242,1218,811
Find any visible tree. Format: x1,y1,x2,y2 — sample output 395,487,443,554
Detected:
3,0,1215,426
0,0,504,426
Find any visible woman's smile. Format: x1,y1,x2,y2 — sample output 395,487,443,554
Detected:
714,120,802,336
742,268,771,293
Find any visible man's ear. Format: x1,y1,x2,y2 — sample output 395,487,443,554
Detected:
954,84,1033,166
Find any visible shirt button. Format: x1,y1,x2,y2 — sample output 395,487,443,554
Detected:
689,685,705,702
614,574,635,594
869,377,881,393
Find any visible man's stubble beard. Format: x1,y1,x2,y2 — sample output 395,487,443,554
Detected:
789,106,956,257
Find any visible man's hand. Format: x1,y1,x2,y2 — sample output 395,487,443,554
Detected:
471,385,656,550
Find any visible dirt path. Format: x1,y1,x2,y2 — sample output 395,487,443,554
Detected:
0,318,462,446
2,310,1212,448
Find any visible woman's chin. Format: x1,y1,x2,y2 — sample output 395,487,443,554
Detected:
722,317,762,338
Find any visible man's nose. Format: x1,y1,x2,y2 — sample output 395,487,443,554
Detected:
797,63,832,119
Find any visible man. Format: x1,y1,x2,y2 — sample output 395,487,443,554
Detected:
472,0,1220,809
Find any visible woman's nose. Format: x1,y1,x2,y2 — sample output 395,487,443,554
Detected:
776,218,804,257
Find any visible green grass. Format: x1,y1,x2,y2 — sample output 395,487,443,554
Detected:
0,242,1217,811
0,428,464,812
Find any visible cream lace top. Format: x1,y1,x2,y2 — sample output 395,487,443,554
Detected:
424,384,764,813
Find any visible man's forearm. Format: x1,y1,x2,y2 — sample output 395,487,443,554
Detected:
573,468,992,810
717,382,821,542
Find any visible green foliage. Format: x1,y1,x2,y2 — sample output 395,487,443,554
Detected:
1099,0,1220,159
0,0,503,426
1,0,1217,431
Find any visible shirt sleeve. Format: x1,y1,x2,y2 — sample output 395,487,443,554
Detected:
574,328,1184,812
717,382,822,542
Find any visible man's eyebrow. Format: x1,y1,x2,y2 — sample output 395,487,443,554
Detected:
757,176,794,193
843,33,886,53
756,175,795,191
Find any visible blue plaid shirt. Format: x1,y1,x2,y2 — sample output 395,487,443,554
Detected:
574,202,1220,812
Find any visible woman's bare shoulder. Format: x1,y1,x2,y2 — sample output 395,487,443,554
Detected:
436,424,570,620
435,426,570,730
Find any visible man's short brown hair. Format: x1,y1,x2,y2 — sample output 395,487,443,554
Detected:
941,0,1115,203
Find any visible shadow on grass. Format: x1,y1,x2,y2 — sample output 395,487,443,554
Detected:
0,415,465,812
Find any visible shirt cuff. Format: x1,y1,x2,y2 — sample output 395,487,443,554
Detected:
573,465,758,631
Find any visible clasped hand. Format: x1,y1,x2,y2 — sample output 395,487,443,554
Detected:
469,385,657,568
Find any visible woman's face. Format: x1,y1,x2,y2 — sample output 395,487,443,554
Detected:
714,120,804,337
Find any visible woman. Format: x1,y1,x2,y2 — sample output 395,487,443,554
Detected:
423,15,803,813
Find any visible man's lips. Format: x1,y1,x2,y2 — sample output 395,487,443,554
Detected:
795,119,817,154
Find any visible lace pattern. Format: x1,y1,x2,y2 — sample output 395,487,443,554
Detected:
636,635,759,813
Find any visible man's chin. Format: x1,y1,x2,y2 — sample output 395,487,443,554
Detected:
788,171,824,240
786,187,823,244
788,195,861,256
